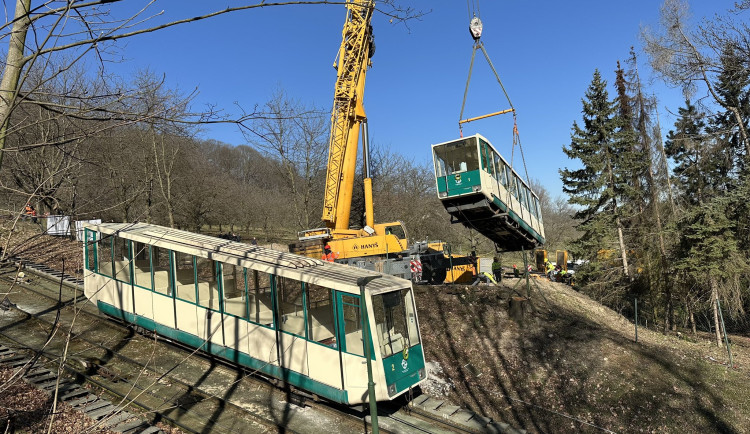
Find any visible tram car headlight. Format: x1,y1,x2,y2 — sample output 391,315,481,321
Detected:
388,383,396,396
472,185,481,192
419,368,426,380
438,191,448,198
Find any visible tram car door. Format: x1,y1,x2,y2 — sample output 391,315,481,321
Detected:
336,292,371,401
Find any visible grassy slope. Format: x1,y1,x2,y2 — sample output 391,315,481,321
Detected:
3,222,748,433
417,279,750,433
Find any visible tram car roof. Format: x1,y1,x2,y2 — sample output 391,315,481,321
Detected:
84,222,410,295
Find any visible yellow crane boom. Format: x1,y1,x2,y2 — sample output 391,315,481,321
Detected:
322,0,375,230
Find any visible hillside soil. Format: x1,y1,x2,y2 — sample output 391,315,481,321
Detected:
417,279,750,433
2,221,749,433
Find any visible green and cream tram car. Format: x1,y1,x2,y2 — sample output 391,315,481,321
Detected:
82,222,426,404
432,133,545,251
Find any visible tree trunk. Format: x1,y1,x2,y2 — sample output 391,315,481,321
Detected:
653,110,677,215
710,278,722,347
615,216,631,280
146,178,153,224
0,0,32,171
665,292,673,331
689,301,696,335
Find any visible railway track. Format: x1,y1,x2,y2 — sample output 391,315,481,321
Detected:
0,264,357,433
1,258,524,433
0,342,164,433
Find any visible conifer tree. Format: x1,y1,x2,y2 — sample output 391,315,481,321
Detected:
673,196,747,346
614,61,648,217
664,101,709,205
624,51,677,330
560,70,632,282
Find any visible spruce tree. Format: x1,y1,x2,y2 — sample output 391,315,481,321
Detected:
614,61,648,217
673,196,747,346
707,44,750,258
560,70,632,283
625,50,677,330
664,101,709,205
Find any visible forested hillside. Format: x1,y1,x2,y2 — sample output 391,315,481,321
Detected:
559,1,750,339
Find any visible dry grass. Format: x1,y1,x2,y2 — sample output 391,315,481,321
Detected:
0,219,84,278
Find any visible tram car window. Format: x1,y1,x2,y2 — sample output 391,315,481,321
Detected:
340,295,365,357
250,270,274,327
174,252,196,302
432,137,479,176
113,236,131,284
96,236,113,278
221,264,249,320
86,236,96,272
195,257,220,311
152,246,172,296
132,242,152,291
372,289,420,358
276,276,306,337
306,283,337,347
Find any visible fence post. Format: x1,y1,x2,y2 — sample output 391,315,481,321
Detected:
634,297,638,343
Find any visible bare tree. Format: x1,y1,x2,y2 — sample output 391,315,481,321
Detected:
249,88,328,230
529,179,578,253
642,0,750,155
0,1,424,172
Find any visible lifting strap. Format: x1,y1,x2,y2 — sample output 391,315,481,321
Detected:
457,14,533,198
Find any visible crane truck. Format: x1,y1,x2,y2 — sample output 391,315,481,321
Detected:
289,0,474,284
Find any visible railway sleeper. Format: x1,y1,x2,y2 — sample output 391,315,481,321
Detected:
6,358,30,368
87,404,118,420
409,395,527,433
37,379,63,390
113,419,151,434
81,399,112,413
44,380,74,392
66,394,98,408
0,354,26,365
60,387,90,401
28,372,57,383
26,366,50,375
101,411,134,427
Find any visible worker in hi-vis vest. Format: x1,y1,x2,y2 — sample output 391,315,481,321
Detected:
491,256,503,282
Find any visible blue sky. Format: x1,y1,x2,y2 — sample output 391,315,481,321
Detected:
107,0,732,199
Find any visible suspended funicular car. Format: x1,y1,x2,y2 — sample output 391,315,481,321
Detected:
432,133,545,251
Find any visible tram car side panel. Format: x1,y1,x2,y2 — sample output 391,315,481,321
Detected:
152,292,176,330
82,223,426,405
478,161,546,242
